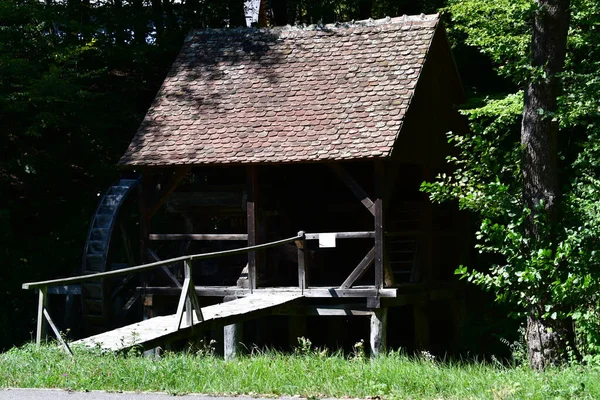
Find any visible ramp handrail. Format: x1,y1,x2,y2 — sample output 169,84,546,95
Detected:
23,233,304,290
23,232,306,352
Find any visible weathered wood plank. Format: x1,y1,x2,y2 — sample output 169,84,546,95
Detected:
328,163,376,216
247,165,258,292
150,234,248,241
305,231,374,240
147,248,182,288
72,294,302,352
278,305,373,317
369,307,387,356
374,160,385,290
296,231,307,292
43,309,73,355
141,285,398,298
174,278,191,330
340,247,375,289
223,296,242,360
36,288,47,345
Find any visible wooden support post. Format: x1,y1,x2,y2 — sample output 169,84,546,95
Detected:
369,307,387,357
143,294,154,321
223,295,243,360
139,169,153,265
177,260,203,330
140,169,153,319
296,231,307,293
374,160,385,290
175,259,203,330
247,165,258,293
36,288,47,346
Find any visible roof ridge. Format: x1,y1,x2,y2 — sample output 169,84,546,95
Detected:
187,13,439,38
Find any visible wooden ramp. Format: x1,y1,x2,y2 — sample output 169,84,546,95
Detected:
72,293,302,351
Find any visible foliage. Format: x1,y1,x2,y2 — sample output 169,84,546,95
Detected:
2,343,600,399
423,0,600,357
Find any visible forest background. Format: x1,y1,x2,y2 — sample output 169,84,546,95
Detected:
1,0,598,367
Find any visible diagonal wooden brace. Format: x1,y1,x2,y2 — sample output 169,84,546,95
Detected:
340,246,375,289
328,163,376,216
174,260,204,330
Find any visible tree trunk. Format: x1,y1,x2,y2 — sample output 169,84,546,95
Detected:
113,0,125,45
521,0,571,370
152,0,164,44
228,0,246,27
133,0,147,45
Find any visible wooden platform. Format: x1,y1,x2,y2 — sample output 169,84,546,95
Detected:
72,293,302,351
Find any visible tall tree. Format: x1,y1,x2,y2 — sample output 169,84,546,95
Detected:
521,0,572,369
424,0,600,369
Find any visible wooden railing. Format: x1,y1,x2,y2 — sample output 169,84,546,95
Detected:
22,230,379,353
22,233,306,353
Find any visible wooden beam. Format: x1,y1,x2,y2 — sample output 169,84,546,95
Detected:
139,169,154,265
247,165,258,292
141,286,399,298
374,160,385,290
305,231,374,240
369,308,387,356
296,231,307,292
147,248,182,288
36,288,47,345
43,309,73,356
278,305,373,317
340,247,375,289
148,166,192,218
223,295,243,360
150,234,248,241
328,163,376,216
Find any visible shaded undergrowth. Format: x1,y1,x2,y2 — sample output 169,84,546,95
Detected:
1,342,599,399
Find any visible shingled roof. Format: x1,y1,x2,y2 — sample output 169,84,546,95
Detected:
120,14,441,166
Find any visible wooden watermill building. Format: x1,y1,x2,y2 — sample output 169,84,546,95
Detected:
25,13,469,357
117,13,468,355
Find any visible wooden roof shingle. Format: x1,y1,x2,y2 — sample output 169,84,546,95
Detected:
119,14,440,166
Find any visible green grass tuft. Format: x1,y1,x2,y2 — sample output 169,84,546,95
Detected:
1,343,600,399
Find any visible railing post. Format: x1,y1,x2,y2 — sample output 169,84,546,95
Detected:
36,287,47,346
184,259,192,327
296,231,307,293
246,165,258,293
175,259,203,330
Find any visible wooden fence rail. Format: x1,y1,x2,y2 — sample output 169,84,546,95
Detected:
22,230,379,352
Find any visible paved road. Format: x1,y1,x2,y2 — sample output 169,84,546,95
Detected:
0,389,322,400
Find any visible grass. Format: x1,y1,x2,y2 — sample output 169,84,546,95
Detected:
1,342,600,399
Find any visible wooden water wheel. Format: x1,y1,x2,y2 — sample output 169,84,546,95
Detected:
81,178,141,334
